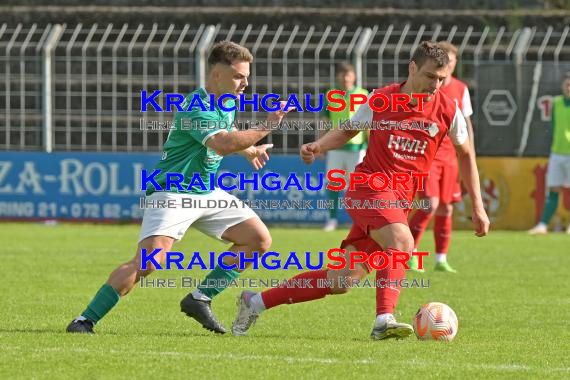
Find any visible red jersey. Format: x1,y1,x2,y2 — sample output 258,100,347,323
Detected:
350,82,468,202
433,77,473,163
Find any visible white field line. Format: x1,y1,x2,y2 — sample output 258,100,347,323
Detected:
1,345,569,373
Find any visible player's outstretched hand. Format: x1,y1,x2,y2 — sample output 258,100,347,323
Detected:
266,101,295,124
300,142,321,165
246,144,273,170
472,207,490,237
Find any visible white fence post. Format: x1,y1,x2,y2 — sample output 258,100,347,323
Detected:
42,24,64,153
196,25,216,89
354,27,373,89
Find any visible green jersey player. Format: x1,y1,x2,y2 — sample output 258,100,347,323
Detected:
321,62,369,231
528,73,570,234
67,41,291,334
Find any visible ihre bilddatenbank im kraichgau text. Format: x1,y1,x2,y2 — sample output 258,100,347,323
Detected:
138,249,431,289
139,170,431,211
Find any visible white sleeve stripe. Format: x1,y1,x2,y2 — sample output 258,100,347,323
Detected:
461,87,474,118
349,91,373,124
449,104,468,146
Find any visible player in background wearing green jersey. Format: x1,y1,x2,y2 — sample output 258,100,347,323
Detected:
66,41,292,334
321,62,369,231
528,73,570,235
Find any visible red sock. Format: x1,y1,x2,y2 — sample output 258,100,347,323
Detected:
261,270,331,309
409,209,432,248
376,248,406,315
434,215,452,253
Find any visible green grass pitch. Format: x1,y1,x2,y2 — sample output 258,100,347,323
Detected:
1,223,569,379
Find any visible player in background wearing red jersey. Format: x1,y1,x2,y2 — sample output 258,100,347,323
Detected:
231,41,490,340
407,41,475,273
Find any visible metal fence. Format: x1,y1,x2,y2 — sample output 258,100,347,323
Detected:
1,23,569,155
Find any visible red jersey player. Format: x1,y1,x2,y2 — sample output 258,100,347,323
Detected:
231,41,489,340
408,41,475,273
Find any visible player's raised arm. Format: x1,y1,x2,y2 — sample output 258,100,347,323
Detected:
449,105,490,236
300,90,372,164
300,123,360,165
207,101,291,156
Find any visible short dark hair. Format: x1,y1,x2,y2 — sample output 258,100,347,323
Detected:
336,62,356,75
437,41,459,56
411,41,449,69
208,41,253,66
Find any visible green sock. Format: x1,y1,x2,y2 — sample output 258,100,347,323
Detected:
198,265,241,299
540,191,559,224
81,284,120,324
327,189,338,219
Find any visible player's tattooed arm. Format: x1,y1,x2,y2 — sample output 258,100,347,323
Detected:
206,101,291,156
206,129,272,156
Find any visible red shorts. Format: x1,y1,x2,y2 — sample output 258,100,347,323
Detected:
418,159,462,204
340,186,411,272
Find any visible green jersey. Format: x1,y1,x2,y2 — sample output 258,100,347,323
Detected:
322,86,369,151
551,95,570,155
146,88,236,196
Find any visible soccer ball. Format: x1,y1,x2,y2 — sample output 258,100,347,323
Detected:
413,302,458,342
